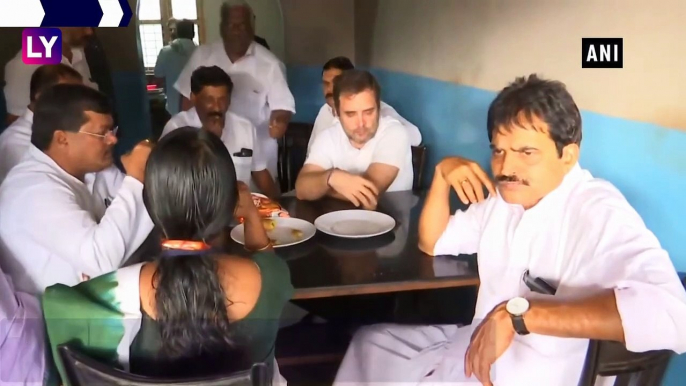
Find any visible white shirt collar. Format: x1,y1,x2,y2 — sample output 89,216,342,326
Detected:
22,109,34,123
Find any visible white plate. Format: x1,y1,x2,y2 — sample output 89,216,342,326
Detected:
314,210,396,238
231,217,316,248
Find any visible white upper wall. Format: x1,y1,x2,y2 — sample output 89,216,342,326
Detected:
360,0,686,130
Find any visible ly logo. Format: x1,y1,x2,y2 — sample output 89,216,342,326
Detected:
22,28,62,65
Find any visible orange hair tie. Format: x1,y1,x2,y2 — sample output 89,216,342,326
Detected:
161,240,212,251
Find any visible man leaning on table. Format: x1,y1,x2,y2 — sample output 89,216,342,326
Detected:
333,74,686,386
174,0,295,180
295,69,414,211
0,84,154,294
308,56,422,155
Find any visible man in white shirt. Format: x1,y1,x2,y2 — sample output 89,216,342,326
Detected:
333,75,686,386
0,84,154,294
162,66,278,198
4,27,99,125
295,70,413,210
0,64,83,183
308,56,422,154
174,0,295,180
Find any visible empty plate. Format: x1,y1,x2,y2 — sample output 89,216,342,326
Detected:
314,210,396,238
231,217,316,248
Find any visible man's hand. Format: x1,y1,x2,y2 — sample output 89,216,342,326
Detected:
328,169,379,209
436,157,496,205
121,139,153,183
268,110,291,138
464,303,515,386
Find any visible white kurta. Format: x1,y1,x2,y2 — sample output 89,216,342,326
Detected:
3,48,98,117
0,146,155,294
161,108,268,191
173,42,296,178
305,116,414,193
334,163,686,386
309,102,423,155
0,109,33,182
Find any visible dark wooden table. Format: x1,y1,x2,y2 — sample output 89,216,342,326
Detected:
229,190,480,300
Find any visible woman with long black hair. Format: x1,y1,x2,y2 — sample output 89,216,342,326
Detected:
42,127,293,384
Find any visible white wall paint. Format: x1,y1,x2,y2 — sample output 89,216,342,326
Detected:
359,0,686,130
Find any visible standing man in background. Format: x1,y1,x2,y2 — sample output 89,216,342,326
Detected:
174,0,295,183
4,27,100,125
155,19,197,116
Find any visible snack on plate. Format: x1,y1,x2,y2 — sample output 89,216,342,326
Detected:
252,194,289,218
262,219,276,231
238,194,289,224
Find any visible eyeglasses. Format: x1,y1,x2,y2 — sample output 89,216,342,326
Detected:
78,126,118,140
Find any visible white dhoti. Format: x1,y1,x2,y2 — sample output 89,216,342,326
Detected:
333,323,615,386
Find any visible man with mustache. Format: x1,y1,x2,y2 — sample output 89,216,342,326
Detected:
308,56,422,155
295,70,413,210
174,0,295,182
0,84,154,294
4,27,99,125
333,74,686,386
162,65,278,199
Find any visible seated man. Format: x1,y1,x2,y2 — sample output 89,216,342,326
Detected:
0,64,83,182
0,84,154,294
308,56,422,154
161,65,278,199
295,70,413,210
0,264,46,385
333,75,686,386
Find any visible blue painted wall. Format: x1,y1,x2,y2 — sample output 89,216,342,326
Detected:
287,64,686,385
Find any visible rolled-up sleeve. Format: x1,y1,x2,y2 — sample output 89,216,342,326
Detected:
584,208,686,354
433,202,487,256
266,61,295,113
4,55,35,117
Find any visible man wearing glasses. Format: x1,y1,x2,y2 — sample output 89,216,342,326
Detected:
0,84,154,294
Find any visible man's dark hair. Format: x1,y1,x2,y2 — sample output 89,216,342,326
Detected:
31,84,112,151
323,56,354,73
487,74,582,157
333,69,381,110
29,64,83,102
176,19,195,40
190,66,234,95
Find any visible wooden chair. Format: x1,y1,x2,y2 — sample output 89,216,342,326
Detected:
57,345,271,386
411,145,427,190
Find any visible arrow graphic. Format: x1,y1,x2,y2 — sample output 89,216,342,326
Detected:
0,0,132,27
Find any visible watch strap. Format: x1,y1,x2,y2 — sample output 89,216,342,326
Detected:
511,314,530,335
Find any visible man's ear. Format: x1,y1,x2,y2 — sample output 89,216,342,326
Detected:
561,143,580,170
52,130,69,148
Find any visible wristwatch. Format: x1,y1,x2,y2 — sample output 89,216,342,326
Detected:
506,297,530,335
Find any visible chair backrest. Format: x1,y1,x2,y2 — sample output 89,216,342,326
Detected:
277,122,313,192
58,345,271,386
411,145,427,190
577,340,673,386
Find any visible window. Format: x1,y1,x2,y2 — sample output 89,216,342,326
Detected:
138,0,203,69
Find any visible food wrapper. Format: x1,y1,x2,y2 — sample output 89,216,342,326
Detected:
238,193,289,223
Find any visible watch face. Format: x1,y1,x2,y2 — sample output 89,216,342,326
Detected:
507,297,530,315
